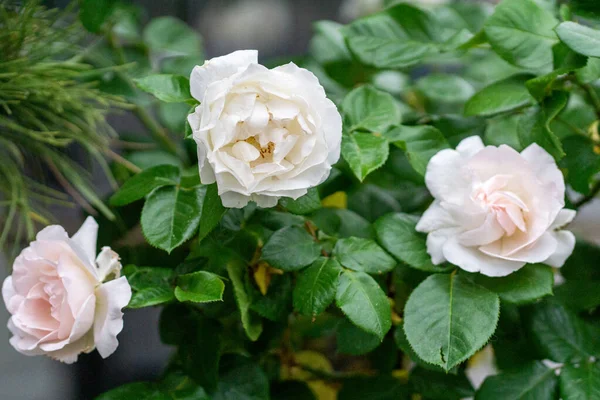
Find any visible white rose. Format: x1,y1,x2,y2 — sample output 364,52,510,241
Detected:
2,217,131,363
416,136,576,277
188,50,342,208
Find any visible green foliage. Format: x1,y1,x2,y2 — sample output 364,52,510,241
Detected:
261,226,321,271
293,257,342,317
134,74,193,103
404,273,500,371
476,362,558,399
333,237,396,274
175,271,225,303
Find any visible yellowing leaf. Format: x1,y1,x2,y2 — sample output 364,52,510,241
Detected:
253,262,283,295
322,191,347,209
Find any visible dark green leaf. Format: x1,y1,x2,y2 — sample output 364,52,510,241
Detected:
334,237,396,274
384,125,449,175
197,184,227,242
96,382,168,400
249,274,292,321
561,135,600,194
529,301,600,363
375,213,452,272
226,257,263,341
342,86,401,133
471,264,554,304
555,280,600,312
336,270,392,341
134,74,192,103
337,318,381,356
80,0,117,33
342,4,441,69
342,132,390,182
110,165,180,207
293,257,342,317
141,186,202,253
475,362,558,400
174,271,225,303
124,265,175,308
485,114,523,150
484,0,559,70
261,226,321,271
214,361,270,400
464,75,534,117
559,361,600,400
338,376,408,400
394,323,445,372
310,208,374,239
518,91,568,159
279,188,321,215
556,22,600,58
411,368,474,400
404,273,500,371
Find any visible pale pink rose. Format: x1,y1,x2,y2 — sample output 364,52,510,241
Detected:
416,136,576,277
188,50,342,208
2,217,131,363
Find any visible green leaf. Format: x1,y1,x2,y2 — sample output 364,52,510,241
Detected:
555,280,600,312
133,74,192,103
96,382,169,400
415,74,475,104
293,257,342,317
484,0,559,70
214,361,270,400
342,86,401,133
410,368,474,400
529,301,600,363
559,361,600,400
384,125,449,175
334,237,396,274
110,165,180,206
178,316,221,392
226,257,263,341
464,75,534,117
394,323,445,372
141,186,202,253
556,22,600,58
309,21,352,65
249,274,292,321
342,132,390,182
404,273,500,371
471,264,554,305
310,208,374,239
174,271,225,303
143,17,203,57
337,318,381,356
342,4,441,69
485,114,523,150
561,136,600,194
261,226,321,271
279,188,321,215
375,213,452,273
518,91,568,159
475,361,558,400
338,376,408,400
197,184,227,242
336,270,392,341
124,265,175,309
80,0,117,33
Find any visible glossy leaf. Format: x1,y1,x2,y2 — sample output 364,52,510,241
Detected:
404,273,500,371
174,271,225,303
465,75,534,117
384,125,450,175
227,257,263,341
556,22,600,58
336,270,392,341
293,257,342,317
342,132,389,182
124,265,175,309
471,264,553,304
342,85,401,133
333,237,396,274
484,0,559,70
134,74,192,103
279,188,321,215
475,362,558,400
559,362,600,400
110,165,180,206
261,226,321,271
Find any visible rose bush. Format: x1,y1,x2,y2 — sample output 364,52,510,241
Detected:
188,50,342,208
417,136,576,276
3,0,600,399
2,217,131,363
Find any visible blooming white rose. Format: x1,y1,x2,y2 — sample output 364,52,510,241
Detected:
416,136,576,277
188,50,342,208
2,217,131,363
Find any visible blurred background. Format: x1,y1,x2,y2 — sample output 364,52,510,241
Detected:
1,0,598,399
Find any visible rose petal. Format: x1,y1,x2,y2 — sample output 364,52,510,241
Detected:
455,135,485,158
544,231,576,268
93,277,131,359
70,216,98,267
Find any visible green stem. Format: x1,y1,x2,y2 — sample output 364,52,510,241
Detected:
133,106,179,155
